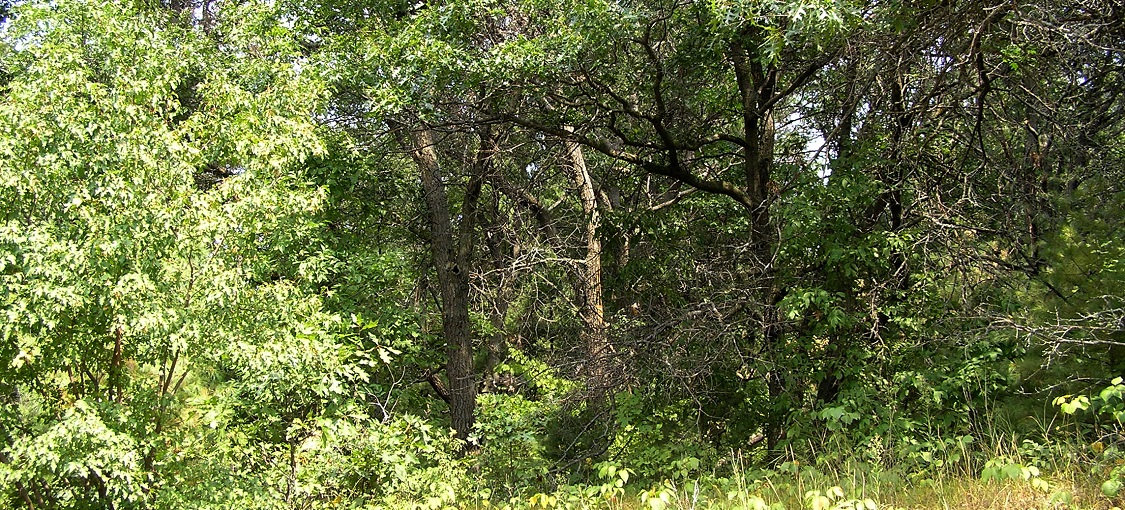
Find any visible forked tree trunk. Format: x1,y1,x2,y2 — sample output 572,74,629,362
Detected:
396,124,487,446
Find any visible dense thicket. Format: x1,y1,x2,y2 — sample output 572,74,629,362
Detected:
1,0,1123,507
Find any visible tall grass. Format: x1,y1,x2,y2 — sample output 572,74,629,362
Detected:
473,424,1123,510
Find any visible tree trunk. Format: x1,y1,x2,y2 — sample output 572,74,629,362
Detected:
565,136,611,391
396,125,479,446
730,38,786,453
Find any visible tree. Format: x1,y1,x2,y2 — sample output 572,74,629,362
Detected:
483,0,858,450
0,0,336,505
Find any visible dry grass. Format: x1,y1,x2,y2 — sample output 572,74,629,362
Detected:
877,477,1119,510
521,471,1124,510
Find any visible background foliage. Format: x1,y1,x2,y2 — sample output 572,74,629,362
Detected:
2,0,1123,508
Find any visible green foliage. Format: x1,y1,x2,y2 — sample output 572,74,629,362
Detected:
475,392,552,492
804,486,877,510
0,0,348,506
2,0,1124,506
610,390,711,485
0,400,146,508
312,413,467,509
1053,377,1125,433
1052,377,1125,499
980,457,1050,493
1097,378,1125,424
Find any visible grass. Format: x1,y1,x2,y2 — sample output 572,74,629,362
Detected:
472,437,1125,510
488,471,1122,510
464,399,1125,510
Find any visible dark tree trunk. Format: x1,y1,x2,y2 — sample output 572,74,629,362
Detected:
730,37,787,454
396,125,490,446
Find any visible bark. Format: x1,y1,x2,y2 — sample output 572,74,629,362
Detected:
395,124,485,446
285,441,297,504
565,135,611,390
109,326,123,404
730,37,786,453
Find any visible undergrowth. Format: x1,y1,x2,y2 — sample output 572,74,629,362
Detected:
462,438,1123,510
458,378,1125,510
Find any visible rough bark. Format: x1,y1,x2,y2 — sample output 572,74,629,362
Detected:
395,124,481,445
729,37,787,452
565,135,611,390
